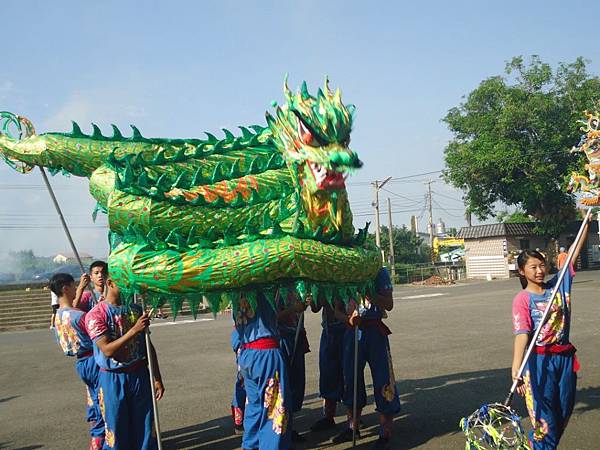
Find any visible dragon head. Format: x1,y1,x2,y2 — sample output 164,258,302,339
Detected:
265,78,361,241
266,77,362,193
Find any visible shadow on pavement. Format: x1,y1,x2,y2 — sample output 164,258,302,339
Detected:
0,445,43,450
0,395,20,404
574,384,600,413
394,367,527,449
163,415,242,450
163,367,530,449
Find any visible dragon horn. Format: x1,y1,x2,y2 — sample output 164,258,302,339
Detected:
324,76,333,98
283,74,293,101
300,81,310,100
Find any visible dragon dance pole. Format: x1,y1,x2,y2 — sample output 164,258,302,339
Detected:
39,167,88,274
38,166,97,298
504,208,592,406
352,323,359,448
138,293,164,449
291,311,305,364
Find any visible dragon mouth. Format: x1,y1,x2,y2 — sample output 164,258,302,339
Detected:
308,161,346,189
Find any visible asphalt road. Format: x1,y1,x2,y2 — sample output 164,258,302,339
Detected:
2,273,600,449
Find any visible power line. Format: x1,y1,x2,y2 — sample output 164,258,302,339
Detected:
431,190,465,204
0,225,107,229
379,187,423,204
391,170,443,181
0,184,79,190
432,198,463,218
347,170,443,186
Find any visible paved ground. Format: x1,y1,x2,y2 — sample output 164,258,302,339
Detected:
2,273,600,449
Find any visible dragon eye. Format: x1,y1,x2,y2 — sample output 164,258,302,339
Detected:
297,118,313,145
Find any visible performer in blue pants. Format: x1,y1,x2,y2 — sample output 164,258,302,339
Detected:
234,292,292,450
277,291,310,443
230,328,247,434
511,226,590,450
77,356,106,447
86,274,164,450
310,296,346,432
51,273,105,449
333,267,401,450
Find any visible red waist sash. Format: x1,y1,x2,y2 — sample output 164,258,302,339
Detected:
242,337,279,350
535,343,580,372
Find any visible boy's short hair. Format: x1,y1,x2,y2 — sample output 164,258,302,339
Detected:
89,260,108,273
49,273,75,297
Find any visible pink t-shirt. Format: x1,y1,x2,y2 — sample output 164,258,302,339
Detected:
79,290,104,312
511,264,575,346
85,302,145,371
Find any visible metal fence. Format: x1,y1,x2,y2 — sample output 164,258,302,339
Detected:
394,262,466,285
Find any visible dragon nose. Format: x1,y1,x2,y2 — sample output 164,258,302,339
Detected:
331,151,362,169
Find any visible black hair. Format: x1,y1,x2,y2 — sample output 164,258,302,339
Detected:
49,273,75,297
89,260,108,274
516,250,546,289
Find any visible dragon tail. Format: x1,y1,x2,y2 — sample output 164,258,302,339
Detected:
0,111,155,178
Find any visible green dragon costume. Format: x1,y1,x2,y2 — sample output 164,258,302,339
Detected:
0,79,382,315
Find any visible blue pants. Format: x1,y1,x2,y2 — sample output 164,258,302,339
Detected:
231,330,247,411
342,325,401,416
319,324,345,401
98,366,156,450
279,328,307,413
232,350,247,426
238,347,291,450
523,353,577,449
76,356,105,440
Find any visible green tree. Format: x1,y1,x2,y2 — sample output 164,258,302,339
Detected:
496,210,533,223
368,225,431,264
443,56,600,236
7,249,57,280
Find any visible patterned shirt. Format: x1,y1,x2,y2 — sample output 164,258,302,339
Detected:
512,264,575,346
78,289,104,312
85,302,146,371
54,307,93,358
234,292,280,344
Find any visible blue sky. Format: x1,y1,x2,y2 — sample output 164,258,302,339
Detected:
1,0,598,258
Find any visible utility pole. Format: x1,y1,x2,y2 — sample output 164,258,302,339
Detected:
371,176,392,261
425,180,435,263
387,197,395,280
426,180,434,247
373,180,382,248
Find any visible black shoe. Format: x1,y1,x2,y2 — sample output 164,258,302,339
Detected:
233,424,244,435
372,436,391,450
332,427,360,444
291,430,306,443
310,417,336,432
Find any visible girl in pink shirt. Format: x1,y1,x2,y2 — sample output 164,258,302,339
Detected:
511,215,590,449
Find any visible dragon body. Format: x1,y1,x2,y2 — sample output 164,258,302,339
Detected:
0,80,381,314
